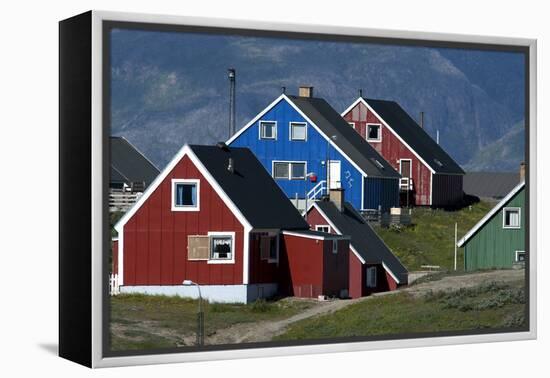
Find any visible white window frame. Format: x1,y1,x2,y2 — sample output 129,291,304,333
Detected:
515,250,526,262
348,122,356,129
207,231,236,264
366,266,378,288
259,120,277,140
289,121,308,141
332,239,338,254
315,225,331,233
366,123,382,142
503,207,521,229
171,178,200,212
272,160,307,180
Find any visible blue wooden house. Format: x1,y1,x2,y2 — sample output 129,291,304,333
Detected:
227,87,400,211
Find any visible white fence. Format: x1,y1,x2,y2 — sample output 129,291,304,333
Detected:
109,274,120,296
109,191,142,212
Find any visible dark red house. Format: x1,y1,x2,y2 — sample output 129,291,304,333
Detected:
342,97,464,207
114,143,349,303
306,189,408,298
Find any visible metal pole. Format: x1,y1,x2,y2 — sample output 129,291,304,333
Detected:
228,68,236,139
326,138,330,196
454,222,458,271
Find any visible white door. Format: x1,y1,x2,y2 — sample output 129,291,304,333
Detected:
329,160,341,189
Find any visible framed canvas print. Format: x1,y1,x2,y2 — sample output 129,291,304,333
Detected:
59,10,537,368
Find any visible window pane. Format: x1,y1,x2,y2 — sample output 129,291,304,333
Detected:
368,125,380,140
269,237,277,260
291,163,305,179
291,123,306,140
517,252,526,262
261,122,276,138
175,183,196,206
505,209,520,227
274,162,289,179
211,236,232,259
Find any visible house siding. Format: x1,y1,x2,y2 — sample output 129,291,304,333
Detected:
230,98,392,210
343,101,433,206
432,174,464,207
278,233,349,298
121,155,245,286
364,177,400,211
464,188,525,271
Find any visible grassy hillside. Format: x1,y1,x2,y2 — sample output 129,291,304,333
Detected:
374,201,493,271
276,280,526,341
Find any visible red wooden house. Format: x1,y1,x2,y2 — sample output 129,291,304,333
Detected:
306,189,408,298
114,143,349,303
342,97,464,207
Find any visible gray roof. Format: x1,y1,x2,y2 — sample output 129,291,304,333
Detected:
463,172,521,200
287,96,401,179
314,200,408,283
110,136,160,187
190,145,309,230
365,98,465,175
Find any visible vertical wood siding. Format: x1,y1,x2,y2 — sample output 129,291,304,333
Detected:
363,177,400,211
231,98,379,210
343,102,433,206
431,174,464,207
247,232,280,284
464,188,525,270
122,155,245,286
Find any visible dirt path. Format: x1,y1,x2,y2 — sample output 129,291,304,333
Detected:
204,269,525,345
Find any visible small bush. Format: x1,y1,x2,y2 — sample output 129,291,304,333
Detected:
248,299,273,313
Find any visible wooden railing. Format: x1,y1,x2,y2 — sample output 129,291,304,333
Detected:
109,191,142,212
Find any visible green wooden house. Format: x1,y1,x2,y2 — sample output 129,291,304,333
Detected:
457,181,526,271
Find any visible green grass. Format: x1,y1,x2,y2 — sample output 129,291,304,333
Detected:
275,280,526,341
374,201,493,271
110,294,314,351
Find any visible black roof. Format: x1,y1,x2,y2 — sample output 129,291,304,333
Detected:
190,145,309,230
463,172,520,201
314,200,408,283
365,98,465,175
287,96,400,179
110,136,160,186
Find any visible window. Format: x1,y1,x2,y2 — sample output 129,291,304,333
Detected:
260,234,278,263
291,162,306,179
260,121,277,140
366,124,381,142
315,225,331,233
332,240,338,254
272,161,307,180
371,158,385,169
503,207,521,229
209,233,234,261
348,122,355,129
273,162,290,179
366,266,377,288
290,122,307,141
171,179,199,211
515,251,526,262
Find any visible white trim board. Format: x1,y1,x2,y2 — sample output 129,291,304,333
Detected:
457,181,525,247
282,230,350,241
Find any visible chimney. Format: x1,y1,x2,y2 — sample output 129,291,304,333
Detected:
329,188,345,212
228,157,235,174
359,89,363,98
299,86,314,98
520,162,526,182
419,111,424,129
228,68,236,138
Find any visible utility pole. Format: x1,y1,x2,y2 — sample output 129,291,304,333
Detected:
228,68,236,139
454,222,458,271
